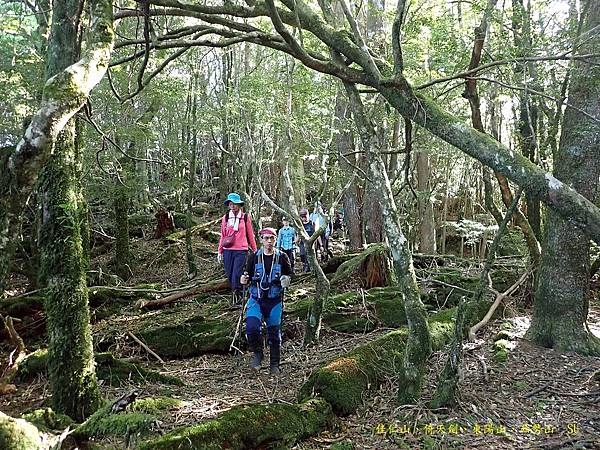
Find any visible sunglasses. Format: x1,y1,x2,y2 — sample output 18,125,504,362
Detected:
261,236,276,240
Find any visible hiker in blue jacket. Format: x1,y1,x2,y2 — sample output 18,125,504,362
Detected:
276,217,297,273
240,228,292,375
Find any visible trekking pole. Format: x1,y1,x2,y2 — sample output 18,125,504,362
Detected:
229,278,248,355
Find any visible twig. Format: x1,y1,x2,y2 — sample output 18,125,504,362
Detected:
127,331,165,364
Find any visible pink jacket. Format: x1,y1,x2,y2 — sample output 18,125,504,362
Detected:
218,211,257,254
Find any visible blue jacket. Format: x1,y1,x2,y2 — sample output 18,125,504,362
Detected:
277,226,296,250
249,249,283,300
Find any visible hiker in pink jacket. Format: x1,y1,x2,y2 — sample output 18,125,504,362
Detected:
217,193,257,304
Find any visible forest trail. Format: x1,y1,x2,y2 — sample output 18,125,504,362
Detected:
1,217,600,449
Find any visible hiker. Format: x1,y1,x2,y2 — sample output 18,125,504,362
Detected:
240,227,292,375
217,192,257,305
298,208,314,272
310,202,327,261
276,216,297,273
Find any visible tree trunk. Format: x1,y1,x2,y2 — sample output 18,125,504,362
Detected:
525,1,600,356
344,82,430,404
0,0,113,297
416,150,436,253
35,0,107,420
185,76,198,277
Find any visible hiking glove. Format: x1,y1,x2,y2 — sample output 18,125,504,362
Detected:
280,275,291,289
217,253,223,263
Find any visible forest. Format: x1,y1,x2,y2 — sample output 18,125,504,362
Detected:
0,0,599,448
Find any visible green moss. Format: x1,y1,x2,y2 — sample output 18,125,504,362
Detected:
139,398,333,450
0,411,45,450
287,287,408,333
95,353,184,386
331,243,394,287
75,396,182,439
137,314,232,358
16,350,183,386
331,441,355,450
129,397,183,415
21,408,74,432
17,348,48,381
493,339,510,363
514,381,529,391
0,296,45,317
298,309,456,415
172,212,197,228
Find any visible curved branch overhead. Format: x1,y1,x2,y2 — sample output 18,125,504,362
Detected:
109,0,600,244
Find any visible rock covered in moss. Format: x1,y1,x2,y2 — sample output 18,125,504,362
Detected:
139,398,333,450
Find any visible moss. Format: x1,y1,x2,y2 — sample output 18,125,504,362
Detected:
17,348,48,381
287,287,408,333
139,398,333,450
129,397,183,415
0,411,46,450
172,212,197,228
137,314,232,358
16,350,183,386
331,441,355,450
21,408,74,432
331,243,394,287
0,296,45,317
298,309,456,415
95,353,184,386
75,396,181,440
493,339,510,363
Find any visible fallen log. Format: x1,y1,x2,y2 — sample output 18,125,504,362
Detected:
297,309,458,415
163,218,221,243
138,398,333,450
15,350,183,386
136,278,230,310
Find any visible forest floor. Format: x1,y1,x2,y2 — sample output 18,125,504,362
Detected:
2,220,600,450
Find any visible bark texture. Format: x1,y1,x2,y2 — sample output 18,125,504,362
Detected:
525,1,600,355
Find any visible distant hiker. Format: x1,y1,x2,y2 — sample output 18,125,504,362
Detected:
310,202,327,260
276,217,297,273
299,208,314,273
218,192,257,305
240,227,292,375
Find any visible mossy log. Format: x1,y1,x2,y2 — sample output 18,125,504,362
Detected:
73,396,182,440
331,244,395,288
298,310,457,415
15,350,183,386
0,411,52,450
137,278,230,310
287,287,411,333
135,314,233,357
164,218,221,243
320,252,361,274
138,398,333,450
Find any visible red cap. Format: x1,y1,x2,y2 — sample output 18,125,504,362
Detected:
259,227,277,237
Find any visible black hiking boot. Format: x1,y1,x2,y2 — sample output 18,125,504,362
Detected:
269,345,281,375
250,351,263,370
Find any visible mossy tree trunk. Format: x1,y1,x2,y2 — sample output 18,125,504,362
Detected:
185,76,199,277
0,0,113,297
526,1,600,356
113,147,131,281
35,0,112,420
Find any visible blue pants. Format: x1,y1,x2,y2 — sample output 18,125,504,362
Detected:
245,296,282,351
223,249,246,292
